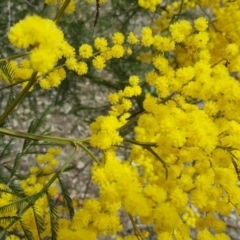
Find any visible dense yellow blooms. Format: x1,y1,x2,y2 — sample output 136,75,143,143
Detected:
138,0,162,12
92,55,106,70
112,32,125,45
86,2,240,238
79,44,93,58
8,15,65,73
127,32,139,44
94,37,108,52
3,0,240,240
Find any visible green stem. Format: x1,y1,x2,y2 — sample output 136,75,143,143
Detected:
0,127,100,165
146,147,169,179
0,127,89,146
0,71,38,125
0,79,29,91
78,142,101,165
124,138,157,147
170,0,184,23
128,214,145,240
119,111,145,136
42,144,80,190
0,52,29,62
54,0,71,24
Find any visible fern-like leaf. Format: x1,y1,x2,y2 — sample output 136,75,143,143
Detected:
0,139,14,161
30,105,52,133
46,192,59,240
9,152,22,179
20,219,35,240
0,197,27,214
0,88,16,128
0,61,16,127
0,61,15,84
0,170,9,185
58,177,74,220
0,187,25,198
22,105,52,150
32,205,45,239
0,216,20,225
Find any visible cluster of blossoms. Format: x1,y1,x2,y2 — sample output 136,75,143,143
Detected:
137,0,161,12
87,2,240,240
90,75,141,149
0,148,61,240
6,15,70,89
8,15,65,74
5,12,135,90
2,0,240,239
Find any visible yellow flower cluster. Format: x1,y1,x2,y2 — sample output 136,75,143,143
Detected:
3,0,240,239
1,148,123,240
89,115,123,149
85,5,240,239
8,15,66,73
138,0,162,12
0,148,61,239
39,67,66,89
5,14,131,90
90,75,141,150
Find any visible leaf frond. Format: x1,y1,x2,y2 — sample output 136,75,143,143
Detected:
32,205,46,238
46,192,59,240
20,219,35,240
58,177,74,220
0,139,14,160
0,61,15,84
22,105,52,150
0,197,27,214
0,216,20,225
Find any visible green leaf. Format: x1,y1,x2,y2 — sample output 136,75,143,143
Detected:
20,219,35,240
10,152,22,179
0,197,27,214
46,192,59,240
0,88,16,128
0,61,16,127
0,171,9,185
0,139,14,161
0,61,15,84
0,187,25,198
29,105,52,133
32,205,46,238
22,105,52,151
0,216,20,225
58,176,74,220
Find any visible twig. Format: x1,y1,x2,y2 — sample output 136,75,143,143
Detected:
94,0,100,27
146,147,169,179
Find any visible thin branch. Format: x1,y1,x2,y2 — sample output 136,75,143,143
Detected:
0,52,29,63
0,127,89,146
146,147,169,179
54,0,71,24
94,0,100,27
124,138,157,147
128,214,145,240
